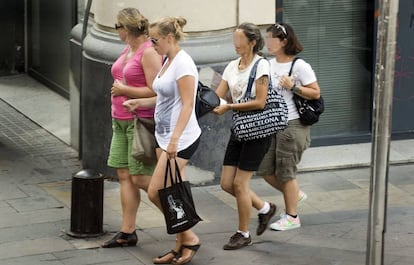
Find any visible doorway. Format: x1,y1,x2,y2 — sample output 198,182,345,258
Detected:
0,0,25,76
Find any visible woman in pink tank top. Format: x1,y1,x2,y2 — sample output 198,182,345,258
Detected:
103,8,162,248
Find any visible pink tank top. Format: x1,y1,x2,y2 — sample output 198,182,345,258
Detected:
111,40,155,120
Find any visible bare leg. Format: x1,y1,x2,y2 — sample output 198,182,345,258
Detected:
117,168,140,233
283,179,299,216
233,169,254,232
149,151,200,263
221,166,265,211
102,168,150,247
263,174,283,192
264,174,299,215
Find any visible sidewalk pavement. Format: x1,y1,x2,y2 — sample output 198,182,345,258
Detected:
1,74,413,264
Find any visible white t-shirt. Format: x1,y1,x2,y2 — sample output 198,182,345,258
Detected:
152,50,201,151
222,55,270,103
269,58,317,120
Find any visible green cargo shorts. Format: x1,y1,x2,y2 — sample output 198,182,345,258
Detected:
257,119,310,182
107,119,155,176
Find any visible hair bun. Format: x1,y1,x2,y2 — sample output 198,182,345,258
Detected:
175,17,187,28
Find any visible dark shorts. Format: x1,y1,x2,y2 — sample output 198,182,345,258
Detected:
156,137,200,160
223,133,271,171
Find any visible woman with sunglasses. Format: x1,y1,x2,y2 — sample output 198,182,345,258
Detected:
123,17,201,265
257,23,321,231
212,22,277,250
102,8,162,248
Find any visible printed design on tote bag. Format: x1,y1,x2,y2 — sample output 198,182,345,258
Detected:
168,194,186,220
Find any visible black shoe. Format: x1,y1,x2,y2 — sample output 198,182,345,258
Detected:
256,203,277,235
172,244,201,265
223,232,252,250
101,231,138,248
153,249,181,264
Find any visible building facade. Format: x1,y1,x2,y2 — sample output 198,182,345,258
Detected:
1,0,413,178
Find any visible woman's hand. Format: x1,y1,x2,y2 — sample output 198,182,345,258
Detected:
279,75,295,90
213,104,231,115
123,99,140,112
166,141,178,159
111,79,125,96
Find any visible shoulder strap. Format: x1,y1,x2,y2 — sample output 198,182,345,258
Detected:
288,57,301,76
162,56,168,65
245,58,262,98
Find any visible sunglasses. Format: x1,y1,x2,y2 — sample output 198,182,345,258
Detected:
275,24,287,39
150,38,159,45
115,23,123,30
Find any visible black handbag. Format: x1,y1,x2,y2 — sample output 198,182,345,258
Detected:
231,58,288,141
289,57,324,126
158,159,202,234
163,53,218,119
195,81,220,118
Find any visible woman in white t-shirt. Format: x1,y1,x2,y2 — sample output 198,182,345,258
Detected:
257,23,321,232
123,17,201,265
213,22,278,250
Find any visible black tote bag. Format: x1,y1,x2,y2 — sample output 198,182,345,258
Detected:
158,159,202,234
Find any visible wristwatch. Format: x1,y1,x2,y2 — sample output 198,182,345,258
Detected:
291,85,300,94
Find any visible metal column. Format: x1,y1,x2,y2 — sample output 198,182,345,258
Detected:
366,1,399,264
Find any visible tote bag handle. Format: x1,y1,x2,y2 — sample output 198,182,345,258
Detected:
163,159,184,188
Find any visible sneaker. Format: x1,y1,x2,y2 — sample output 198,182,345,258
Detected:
223,232,252,250
298,190,308,204
256,203,277,235
270,214,301,231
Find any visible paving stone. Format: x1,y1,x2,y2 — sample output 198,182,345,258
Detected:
7,195,64,212
0,220,68,244
52,248,139,265
0,185,26,200
0,254,64,265
0,238,73,260
0,201,17,215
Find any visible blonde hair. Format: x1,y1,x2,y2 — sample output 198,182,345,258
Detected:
117,8,149,36
150,17,187,41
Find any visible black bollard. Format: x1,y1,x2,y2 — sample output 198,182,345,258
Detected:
67,169,106,238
